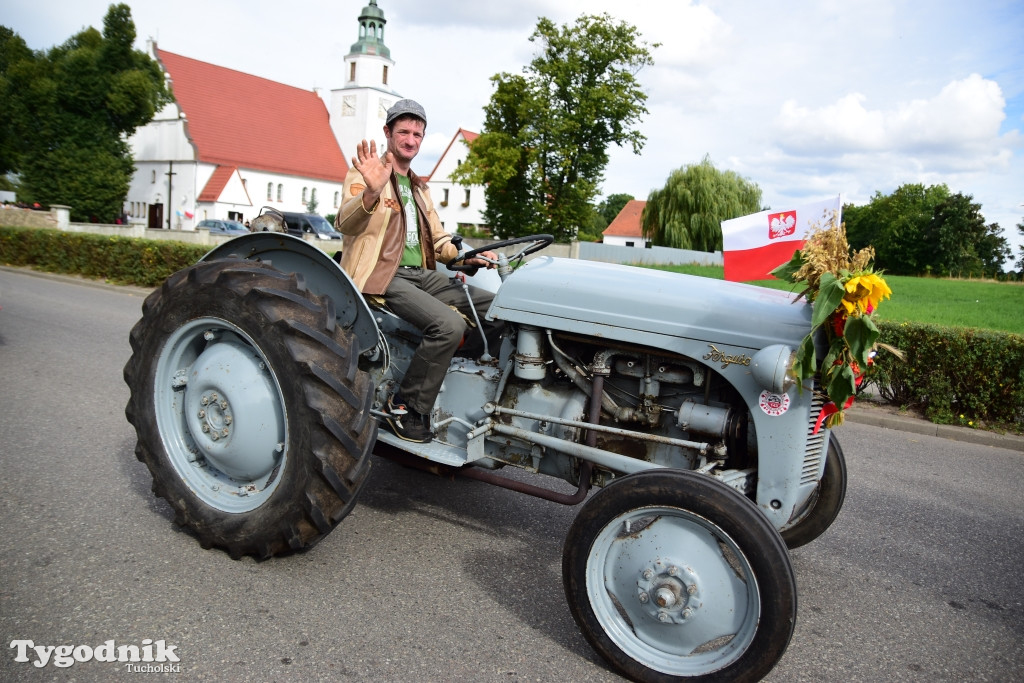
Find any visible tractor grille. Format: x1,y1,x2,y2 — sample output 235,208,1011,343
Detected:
801,389,827,485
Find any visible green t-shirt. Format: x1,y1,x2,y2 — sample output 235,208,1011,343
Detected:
396,174,422,267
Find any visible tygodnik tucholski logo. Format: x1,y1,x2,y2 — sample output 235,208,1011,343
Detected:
10,638,181,672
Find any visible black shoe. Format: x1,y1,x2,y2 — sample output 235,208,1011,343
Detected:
384,409,433,443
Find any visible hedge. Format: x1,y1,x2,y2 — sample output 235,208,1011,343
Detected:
870,320,1024,430
3,225,1021,430
0,226,209,287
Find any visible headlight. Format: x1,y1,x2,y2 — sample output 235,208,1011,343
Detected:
750,344,796,394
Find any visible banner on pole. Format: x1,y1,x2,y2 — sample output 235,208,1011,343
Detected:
721,196,841,282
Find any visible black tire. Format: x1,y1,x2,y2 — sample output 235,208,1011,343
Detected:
781,432,847,549
563,469,796,682
123,258,376,559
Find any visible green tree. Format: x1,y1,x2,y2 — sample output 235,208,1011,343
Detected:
452,14,656,241
1,5,170,221
844,183,950,275
641,155,761,252
0,27,33,180
930,193,1008,277
1016,219,1024,273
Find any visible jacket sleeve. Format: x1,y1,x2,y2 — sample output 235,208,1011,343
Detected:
335,169,375,236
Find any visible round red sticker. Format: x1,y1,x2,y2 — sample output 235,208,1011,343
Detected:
758,390,790,416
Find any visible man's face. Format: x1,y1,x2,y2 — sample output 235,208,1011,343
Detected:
385,117,425,164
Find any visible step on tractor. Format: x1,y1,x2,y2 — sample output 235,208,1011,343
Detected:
124,227,847,682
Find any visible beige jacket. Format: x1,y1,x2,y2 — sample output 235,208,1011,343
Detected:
335,168,458,295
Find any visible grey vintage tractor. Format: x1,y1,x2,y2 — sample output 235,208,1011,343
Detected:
124,230,846,682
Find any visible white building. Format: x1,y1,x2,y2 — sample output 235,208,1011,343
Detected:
125,0,490,235
327,1,401,155
602,200,650,247
426,128,488,234
126,46,349,230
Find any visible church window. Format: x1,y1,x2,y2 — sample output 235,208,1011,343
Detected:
276,184,283,202
333,191,340,208
382,65,388,85
302,187,308,203
267,182,273,200
350,62,356,81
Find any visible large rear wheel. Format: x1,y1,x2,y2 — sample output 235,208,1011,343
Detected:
124,258,376,558
563,469,796,682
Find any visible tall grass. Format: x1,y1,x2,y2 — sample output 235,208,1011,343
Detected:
641,263,1024,334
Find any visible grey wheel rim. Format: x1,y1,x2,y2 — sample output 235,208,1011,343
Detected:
585,505,762,676
154,317,287,512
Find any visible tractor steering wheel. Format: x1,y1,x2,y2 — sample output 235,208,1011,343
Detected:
448,234,554,272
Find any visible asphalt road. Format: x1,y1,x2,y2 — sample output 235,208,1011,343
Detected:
1,267,1021,682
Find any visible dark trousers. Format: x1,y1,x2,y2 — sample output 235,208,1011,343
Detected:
384,267,502,414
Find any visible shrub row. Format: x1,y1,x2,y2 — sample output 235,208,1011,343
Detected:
870,320,1024,430
3,225,1021,430
0,226,209,287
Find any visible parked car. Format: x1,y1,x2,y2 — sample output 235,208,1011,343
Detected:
197,219,249,236
281,212,342,239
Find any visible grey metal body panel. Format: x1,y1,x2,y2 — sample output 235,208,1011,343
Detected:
201,232,379,353
489,256,811,351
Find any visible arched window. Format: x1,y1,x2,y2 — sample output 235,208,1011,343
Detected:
333,191,340,208
302,187,308,203
267,182,273,200
277,184,283,202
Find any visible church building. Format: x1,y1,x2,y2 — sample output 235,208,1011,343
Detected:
125,1,487,234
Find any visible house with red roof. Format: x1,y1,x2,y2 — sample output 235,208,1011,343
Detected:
602,200,650,248
125,1,482,234
126,46,349,230
425,128,488,234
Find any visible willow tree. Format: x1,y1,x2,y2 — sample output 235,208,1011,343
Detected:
642,156,762,252
452,14,656,241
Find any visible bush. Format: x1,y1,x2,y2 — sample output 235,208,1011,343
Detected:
0,226,209,287
870,320,1024,430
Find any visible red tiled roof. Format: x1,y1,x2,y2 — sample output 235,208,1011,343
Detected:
603,200,647,238
199,166,241,202
426,128,479,180
157,48,348,182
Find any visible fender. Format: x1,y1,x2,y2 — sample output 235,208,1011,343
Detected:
201,232,379,353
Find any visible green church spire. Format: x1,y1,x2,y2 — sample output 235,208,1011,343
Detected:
350,1,390,59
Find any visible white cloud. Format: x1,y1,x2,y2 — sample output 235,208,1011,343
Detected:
775,75,1009,156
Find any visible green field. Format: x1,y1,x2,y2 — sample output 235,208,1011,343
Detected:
641,264,1024,335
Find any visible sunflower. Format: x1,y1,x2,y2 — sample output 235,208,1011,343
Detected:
840,271,892,315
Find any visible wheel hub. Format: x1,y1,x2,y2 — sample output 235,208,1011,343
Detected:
196,391,232,442
636,559,703,624
183,339,285,481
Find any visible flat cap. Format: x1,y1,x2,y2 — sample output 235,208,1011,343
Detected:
385,99,427,126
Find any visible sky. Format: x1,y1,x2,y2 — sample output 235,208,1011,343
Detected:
6,0,1024,262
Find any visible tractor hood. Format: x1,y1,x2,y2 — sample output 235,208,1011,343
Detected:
489,257,811,352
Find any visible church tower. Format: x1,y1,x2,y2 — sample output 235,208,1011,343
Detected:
329,1,400,157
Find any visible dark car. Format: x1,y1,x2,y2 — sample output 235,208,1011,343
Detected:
198,219,250,236
281,212,342,240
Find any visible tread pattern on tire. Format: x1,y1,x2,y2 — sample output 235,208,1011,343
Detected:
124,258,376,559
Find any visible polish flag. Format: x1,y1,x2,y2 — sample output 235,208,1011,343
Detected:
721,196,841,282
